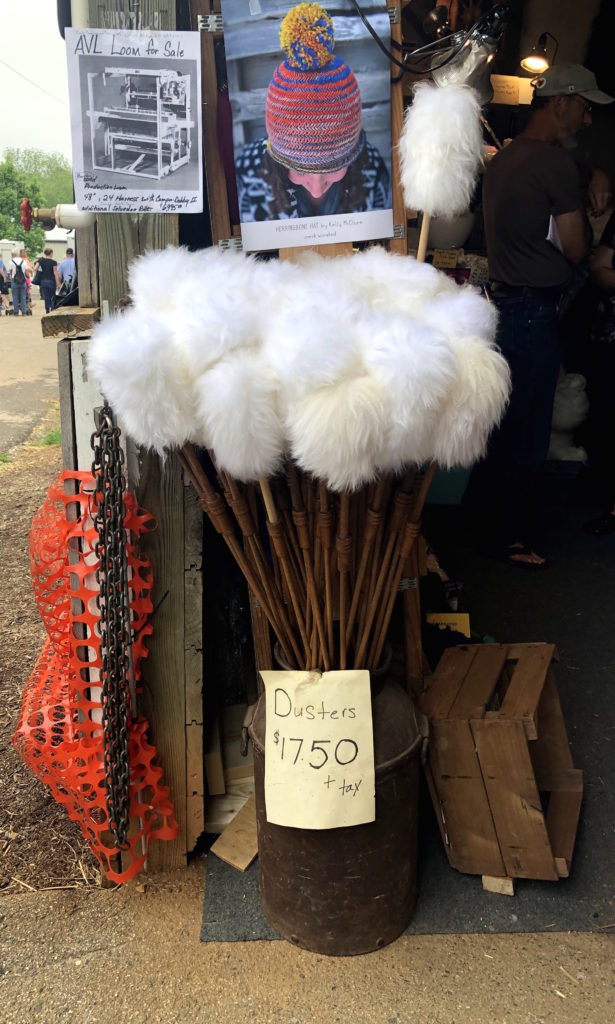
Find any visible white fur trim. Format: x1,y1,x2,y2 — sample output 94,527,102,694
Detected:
399,83,483,217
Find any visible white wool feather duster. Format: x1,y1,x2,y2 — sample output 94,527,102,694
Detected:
359,314,459,472
431,335,510,467
263,275,363,402
88,307,200,453
193,349,284,481
338,246,457,317
131,246,259,377
399,83,483,217
421,286,498,342
287,376,387,492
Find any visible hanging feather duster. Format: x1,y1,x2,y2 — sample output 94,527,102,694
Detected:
399,82,484,217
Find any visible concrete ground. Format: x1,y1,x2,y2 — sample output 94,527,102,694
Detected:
0,295,58,451
2,863,614,1024
0,301,613,1023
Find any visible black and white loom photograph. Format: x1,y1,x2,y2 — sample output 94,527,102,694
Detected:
66,28,203,213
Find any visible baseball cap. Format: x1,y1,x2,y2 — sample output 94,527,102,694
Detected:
532,64,614,104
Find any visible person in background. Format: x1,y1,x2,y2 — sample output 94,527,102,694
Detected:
33,248,60,314
20,249,33,315
463,65,613,569
58,247,75,285
9,250,29,316
0,257,8,315
19,248,33,276
582,208,615,534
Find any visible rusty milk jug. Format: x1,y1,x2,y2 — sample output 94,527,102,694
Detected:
248,668,427,956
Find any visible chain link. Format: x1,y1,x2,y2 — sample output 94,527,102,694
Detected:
91,402,135,849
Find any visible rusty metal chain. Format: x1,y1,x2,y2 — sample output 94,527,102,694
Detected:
91,401,135,849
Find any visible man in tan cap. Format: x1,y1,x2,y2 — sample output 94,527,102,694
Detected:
464,64,613,569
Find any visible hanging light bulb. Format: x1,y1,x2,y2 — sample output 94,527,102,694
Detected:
520,32,558,74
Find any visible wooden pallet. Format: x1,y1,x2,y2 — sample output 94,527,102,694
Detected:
419,643,583,889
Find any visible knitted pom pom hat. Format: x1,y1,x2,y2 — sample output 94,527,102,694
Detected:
266,3,364,174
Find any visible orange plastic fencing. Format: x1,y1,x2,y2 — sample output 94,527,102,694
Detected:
13,471,178,883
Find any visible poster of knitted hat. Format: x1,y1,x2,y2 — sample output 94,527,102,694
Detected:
223,0,394,251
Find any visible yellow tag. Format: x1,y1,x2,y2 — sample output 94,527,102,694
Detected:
432,249,459,269
425,612,471,638
260,669,375,830
490,75,520,106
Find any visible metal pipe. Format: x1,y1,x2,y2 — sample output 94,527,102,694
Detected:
70,0,90,27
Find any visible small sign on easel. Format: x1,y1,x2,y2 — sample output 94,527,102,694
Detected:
260,669,375,830
432,249,459,270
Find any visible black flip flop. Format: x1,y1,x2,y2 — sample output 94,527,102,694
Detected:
500,543,549,570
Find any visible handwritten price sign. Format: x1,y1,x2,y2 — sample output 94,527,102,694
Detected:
260,669,375,830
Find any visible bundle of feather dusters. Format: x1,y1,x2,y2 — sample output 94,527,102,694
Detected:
88,245,510,492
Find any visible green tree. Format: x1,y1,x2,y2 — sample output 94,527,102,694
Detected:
0,156,46,259
3,149,73,207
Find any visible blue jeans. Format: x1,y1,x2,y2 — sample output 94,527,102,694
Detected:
41,279,56,313
11,281,27,315
463,290,561,549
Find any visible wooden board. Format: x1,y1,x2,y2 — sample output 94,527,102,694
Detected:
428,718,505,877
57,339,77,470
546,785,584,878
498,643,555,740
137,449,187,869
222,702,254,774
75,223,99,308
482,875,515,896
205,778,255,834
389,0,408,254
472,718,558,881
420,645,478,718
528,667,575,782
204,715,226,797
70,338,105,471
84,1,188,872
42,306,100,339
210,793,258,871
448,645,507,721
192,0,231,245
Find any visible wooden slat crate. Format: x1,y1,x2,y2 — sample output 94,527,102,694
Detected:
419,643,583,886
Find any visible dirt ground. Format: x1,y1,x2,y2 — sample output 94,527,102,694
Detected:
0,350,613,1024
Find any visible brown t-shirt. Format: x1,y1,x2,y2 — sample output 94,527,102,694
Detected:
483,137,582,289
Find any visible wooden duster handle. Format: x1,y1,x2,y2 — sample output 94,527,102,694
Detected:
417,212,431,263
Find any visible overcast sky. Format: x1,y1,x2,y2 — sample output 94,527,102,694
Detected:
2,1,72,160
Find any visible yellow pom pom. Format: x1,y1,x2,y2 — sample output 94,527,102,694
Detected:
280,3,335,71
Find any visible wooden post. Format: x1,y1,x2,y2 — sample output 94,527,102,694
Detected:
389,0,407,258
87,0,193,869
